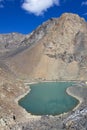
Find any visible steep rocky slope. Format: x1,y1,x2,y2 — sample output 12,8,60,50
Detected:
0,33,26,55
0,66,29,130
0,13,87,130
5,13,87,81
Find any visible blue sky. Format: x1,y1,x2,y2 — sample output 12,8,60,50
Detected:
0,0,87,34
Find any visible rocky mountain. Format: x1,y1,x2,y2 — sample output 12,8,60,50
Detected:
0,33,26,53
0,19,56,59
0,13,87,130
3,13,87,81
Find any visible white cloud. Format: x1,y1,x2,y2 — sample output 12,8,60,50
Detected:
81,1,87,6
22,0,59,16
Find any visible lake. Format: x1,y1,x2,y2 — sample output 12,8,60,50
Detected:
18,82,79,116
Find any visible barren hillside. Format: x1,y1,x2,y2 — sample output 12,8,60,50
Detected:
4,13,87,81
0,13,87,130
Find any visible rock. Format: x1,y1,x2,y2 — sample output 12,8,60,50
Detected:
0,33,25,52
0,13,87,130
3,13,87,81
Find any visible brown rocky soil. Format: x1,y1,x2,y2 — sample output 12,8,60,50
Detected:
0,13,87,130
4,13,87,81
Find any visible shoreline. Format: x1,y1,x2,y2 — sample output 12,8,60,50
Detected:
15,81,38,103
15,85,31,103
15,83,42,119
66,87,83,111
15,81,84,118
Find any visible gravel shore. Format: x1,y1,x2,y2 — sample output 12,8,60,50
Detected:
12,81,87,130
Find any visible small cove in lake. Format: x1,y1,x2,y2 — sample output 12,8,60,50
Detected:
18,82,79,116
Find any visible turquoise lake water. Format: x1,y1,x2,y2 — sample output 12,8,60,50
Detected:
18,82,79,115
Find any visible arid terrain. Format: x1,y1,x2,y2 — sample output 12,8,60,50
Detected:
0,13,87,130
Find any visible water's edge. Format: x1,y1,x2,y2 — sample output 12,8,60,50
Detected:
16,81,81,117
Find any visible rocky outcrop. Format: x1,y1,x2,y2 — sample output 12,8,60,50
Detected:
0,19,56,59
0,33,25,52
21,18,57,46
3,13,87,81
0,66,29,130
63,85,87,130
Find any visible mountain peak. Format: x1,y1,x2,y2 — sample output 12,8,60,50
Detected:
0,13,87,80
60,13,85,21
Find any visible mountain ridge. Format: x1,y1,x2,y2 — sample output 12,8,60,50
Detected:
2,13,87,81
0,13,87,130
